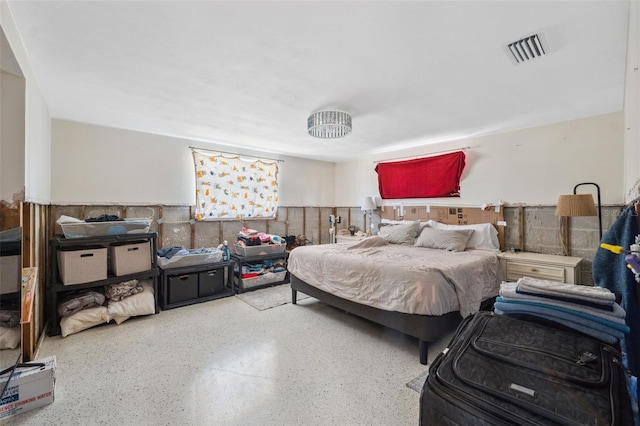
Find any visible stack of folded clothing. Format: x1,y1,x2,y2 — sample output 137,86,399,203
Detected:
495,277,629,345
237,228,262,246
236,228,284,248
240,262,265,279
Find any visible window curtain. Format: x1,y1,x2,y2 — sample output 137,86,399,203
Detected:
375,151,465,199
192,151,279,220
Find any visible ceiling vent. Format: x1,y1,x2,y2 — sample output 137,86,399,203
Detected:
505,34,547,64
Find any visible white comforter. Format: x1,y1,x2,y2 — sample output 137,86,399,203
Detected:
288,239,502,317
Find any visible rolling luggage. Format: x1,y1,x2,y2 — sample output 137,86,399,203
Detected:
420,311,633,426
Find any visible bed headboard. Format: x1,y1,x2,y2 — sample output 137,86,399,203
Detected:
380,205,505,251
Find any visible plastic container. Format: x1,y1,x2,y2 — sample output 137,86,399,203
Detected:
233,243,286,257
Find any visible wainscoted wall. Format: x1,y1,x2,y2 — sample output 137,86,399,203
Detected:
501,205,623,285
51,203,625,286
51,205,368,250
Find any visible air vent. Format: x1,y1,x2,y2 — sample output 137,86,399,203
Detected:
506,34,546,64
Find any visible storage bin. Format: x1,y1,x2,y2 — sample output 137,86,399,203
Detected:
234,243,286,257
237,271,287,290
61,219,151,239
167,274,198,304
58,247,107,285
199,269,225,296
110,241,151,276
157,250,222,269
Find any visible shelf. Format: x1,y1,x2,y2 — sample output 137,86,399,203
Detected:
159,261,235,310
48,232,159,336
231,252,289,293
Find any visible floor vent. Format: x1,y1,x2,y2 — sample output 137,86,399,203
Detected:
506,34,546,64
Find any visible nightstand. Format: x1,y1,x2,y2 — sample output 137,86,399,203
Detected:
498,252,582,284
335,234,366,243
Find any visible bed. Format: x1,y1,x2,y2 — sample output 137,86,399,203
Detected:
288,211,504,364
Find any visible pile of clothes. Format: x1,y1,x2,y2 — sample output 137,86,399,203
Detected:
495,277,629,346
235,227,283,248
238,259,286,279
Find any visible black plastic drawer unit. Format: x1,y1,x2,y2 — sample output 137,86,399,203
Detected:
199,269,225,297
167,274,198,304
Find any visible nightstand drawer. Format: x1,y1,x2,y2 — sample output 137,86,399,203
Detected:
505,262,565,282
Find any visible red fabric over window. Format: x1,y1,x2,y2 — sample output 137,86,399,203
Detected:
375,151,465,199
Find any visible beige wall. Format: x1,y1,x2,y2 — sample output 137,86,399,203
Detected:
1,0,52,204
0,71,25,202
335,112,625,208
51,119,335,207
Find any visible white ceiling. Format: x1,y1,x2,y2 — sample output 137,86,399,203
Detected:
5,1,630,163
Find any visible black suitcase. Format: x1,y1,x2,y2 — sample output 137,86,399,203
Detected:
420,311,633,426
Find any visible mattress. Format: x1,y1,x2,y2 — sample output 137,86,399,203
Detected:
287,240,502,317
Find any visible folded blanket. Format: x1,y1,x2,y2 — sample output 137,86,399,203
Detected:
495,297,630,333
517,276,616,308
494,308,620,346
494,301,626,344
500,282,626,324
58,289,106,317
105,279,143,302
157,246,187,259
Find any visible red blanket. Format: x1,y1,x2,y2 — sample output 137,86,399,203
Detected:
375,151,465,199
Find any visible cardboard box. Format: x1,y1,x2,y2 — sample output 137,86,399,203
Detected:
110,241,151,276
0,356,56,420
58,247,107,285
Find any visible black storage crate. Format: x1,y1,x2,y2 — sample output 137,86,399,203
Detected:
167,274,198,304
159,261,234,310
199,269,225,297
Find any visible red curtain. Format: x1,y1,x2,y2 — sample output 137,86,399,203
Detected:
375,151,465,199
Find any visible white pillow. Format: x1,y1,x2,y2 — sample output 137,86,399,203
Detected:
377,221,420,245
415,227,473,252
0,326,20,349
60,306,108,337
105,280,155,322
425,220,500,251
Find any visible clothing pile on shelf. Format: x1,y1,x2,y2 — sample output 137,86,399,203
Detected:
235,228,283,248
494,277,629,346
156,246,222,269
157,246,216,259
238,259,286,279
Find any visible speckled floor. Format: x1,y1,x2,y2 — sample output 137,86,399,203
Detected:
4,295,453,426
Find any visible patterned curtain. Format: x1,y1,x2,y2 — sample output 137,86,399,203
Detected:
192,151,279,220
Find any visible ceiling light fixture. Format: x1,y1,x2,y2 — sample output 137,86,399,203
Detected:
307,110,352,139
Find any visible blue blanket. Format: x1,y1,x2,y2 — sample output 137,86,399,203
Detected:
495,296,629,333
494,300,625,344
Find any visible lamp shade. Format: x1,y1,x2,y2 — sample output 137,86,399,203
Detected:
361,196,376,212
555,194,597,217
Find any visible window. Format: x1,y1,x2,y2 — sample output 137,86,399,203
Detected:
192,151,279,220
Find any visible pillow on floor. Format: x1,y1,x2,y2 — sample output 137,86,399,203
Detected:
105,280,155,324
60,306,108,337
0,325,20,349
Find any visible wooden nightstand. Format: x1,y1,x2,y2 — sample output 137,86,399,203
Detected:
498,252,582,284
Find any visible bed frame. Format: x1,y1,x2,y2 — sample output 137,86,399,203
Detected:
292,274,465,364
290,204,504,365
